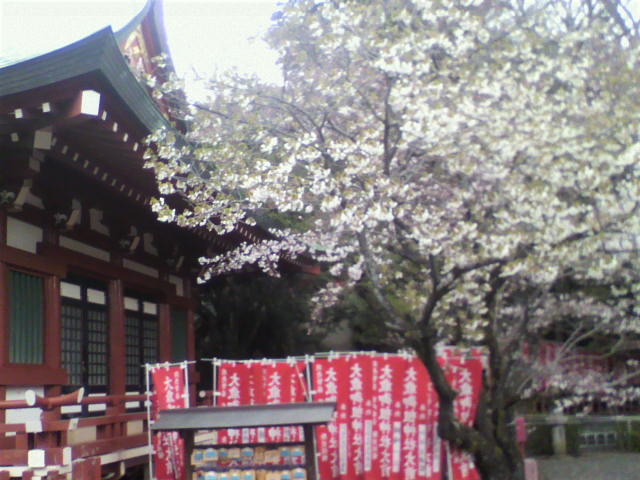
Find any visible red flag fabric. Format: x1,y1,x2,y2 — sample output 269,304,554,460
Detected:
442,354,483,480
214,352,483,480
151,365,187,480
312,354,466,480
259,361,307,442
217,362,253,444
313,356,351,480
217,360,308,444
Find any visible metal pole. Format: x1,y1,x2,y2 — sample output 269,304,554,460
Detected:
212,359,218,406
145,363,155,480
183,361,190,408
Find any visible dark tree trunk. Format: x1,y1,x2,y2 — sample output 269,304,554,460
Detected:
423,348,525,479
413,331,525,480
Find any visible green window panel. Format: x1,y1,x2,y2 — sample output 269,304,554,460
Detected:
9,271,44,364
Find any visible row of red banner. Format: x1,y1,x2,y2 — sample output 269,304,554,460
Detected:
215,353,483,480
149,353,485,480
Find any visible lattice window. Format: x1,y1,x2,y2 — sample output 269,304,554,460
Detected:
124,295,158,389
60,278,108,394
125,313,142,386
61,304,83,386
86,308,108,387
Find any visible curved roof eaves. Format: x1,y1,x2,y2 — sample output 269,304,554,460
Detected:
114,0,155,47
0,26,170,134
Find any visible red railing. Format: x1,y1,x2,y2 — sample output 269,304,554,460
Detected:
0,389,152,479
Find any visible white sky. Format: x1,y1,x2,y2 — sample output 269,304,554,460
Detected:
0,0,282,83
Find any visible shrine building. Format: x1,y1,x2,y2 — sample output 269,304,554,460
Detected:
0,0,290,477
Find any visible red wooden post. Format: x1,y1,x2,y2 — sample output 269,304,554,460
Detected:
44,275,62,371
87,457,101,479
0,262,8,368
72,459,87,478
21,471,34,480
0,386,5,425
0,208,6,245
0,471,10,480
109,279,126,400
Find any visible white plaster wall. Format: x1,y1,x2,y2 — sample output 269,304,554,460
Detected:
59,235,110,261
6,217,43,253
123,258,159,278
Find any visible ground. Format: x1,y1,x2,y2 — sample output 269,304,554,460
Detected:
536,452,640,480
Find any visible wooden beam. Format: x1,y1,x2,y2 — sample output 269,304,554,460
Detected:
0,365,67,385
0,244,67,276
37,243,175,296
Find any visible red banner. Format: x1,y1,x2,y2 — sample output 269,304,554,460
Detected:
217,362,252,444
313,356,350,480
313,355,452,480
217,360,308,444
151,365,187,480
441,353,483,480
258,361,306,442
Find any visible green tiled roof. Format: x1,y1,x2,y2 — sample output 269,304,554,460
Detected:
0,26,169,133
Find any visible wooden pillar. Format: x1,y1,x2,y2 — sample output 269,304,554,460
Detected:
108,280,126,398
186,308,196,405
0,386,5,425
0,208,6,245
44,275,61,370
0,209,6,376
0,262,8,368
159,303,171,362
180,430,194,480
303,424,318,480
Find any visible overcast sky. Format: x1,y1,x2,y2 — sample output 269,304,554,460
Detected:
0,0,282,83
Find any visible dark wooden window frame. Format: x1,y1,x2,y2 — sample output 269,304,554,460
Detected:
124,294,159,391
60,276,109,395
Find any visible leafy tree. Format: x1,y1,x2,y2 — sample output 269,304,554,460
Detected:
145,1,640,478
196,273,324,363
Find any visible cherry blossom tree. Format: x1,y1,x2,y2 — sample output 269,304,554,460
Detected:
145,0,640,478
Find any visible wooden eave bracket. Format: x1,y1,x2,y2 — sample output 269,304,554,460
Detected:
58,89,102,126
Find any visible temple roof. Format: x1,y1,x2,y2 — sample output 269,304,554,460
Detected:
0,0,318,275
0,27,168,134
0,0,175,131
